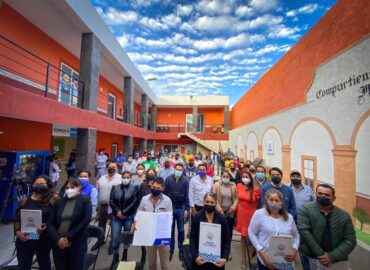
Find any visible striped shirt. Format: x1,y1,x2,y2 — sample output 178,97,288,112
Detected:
248,208,300,265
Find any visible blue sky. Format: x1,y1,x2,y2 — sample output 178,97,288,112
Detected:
92,0,336,106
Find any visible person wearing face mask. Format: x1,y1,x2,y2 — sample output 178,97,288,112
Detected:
163,163,189,261
254,166,270,189
14,175,59,270
190,192,231,270
77,170,98,219
297,184,356,270
249,164,257,180
96,149,108,179
132,177,173,270
142,153,157,171
227,162,240,184
109,171,141,268
140,169,157,196
158,158,175,179
248,189,299,270
122,155,136,174
289,170,314,213
238,158,247,175
189,164,214,217
203,158,214,177
183,157,198,179
172,153,184,166
260,167,296,218
48,178,92,270
224,155,233,171
132,164,146,183
235,171,260,269
96,162,121,239
212,171,238,260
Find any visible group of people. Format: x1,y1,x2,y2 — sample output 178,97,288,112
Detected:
14,149,357,270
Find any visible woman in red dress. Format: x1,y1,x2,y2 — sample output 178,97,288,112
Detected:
235,171,260,269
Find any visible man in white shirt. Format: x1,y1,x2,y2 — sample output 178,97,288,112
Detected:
189,163,214,217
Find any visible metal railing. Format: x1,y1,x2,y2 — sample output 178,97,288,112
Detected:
0,34,84,108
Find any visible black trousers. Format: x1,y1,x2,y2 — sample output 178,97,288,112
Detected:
52,242,87,270
16,238,51,270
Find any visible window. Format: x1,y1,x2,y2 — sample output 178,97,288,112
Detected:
164,144,179,153
107,93,116,119
185,114,204,133
59,63,79,106
302,156,317,189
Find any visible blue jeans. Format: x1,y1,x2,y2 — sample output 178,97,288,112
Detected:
170,207,185,253
112,215,133,254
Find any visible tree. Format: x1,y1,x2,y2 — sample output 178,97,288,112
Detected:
353,207,370,231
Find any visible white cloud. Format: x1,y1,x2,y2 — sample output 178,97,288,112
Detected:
255,44,291,56
97,7,138,25
249,14,283,29
268,25,301,39
250,0,279,13
117,35,129,48
135,37,169,48
128,52,155,62
195,0,236,15
173,47,198,55
286,3,320,17
235,5,254,18
193,15,235,32
161,14,182,28
177,5,193,16
139,17,168,30
192,33,265,50
239,57,271,65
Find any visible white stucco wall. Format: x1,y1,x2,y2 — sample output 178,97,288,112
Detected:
246,132,258,161
290,121,334,184
355,115,370,196
262,128,282,168
237,134,245,159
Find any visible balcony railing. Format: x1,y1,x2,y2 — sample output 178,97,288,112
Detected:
156,124,186,133
0,34,84,108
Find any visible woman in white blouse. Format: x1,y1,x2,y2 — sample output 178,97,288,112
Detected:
248,189,299,270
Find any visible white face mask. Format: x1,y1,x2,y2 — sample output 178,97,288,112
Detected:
122,178,130,185
242,178,251,185
137,169,144,175
65,188,78,198
221,178,230,184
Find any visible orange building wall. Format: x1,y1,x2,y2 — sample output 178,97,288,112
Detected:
98,76,124,118
0,117,52,151
230,0,370,129
0,3,80,86
157,108,224,126
96,131,123,157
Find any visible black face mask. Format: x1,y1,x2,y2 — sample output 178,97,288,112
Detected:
291,178,302,186
147,174,155,181
33,185,47,194
189,162,194,167
246,164,251,169
147,157,151,161
204,205,215,213
108,168,116,174
230,167,235,171
164,162,170,168
271,176,281,184
316,196,331,207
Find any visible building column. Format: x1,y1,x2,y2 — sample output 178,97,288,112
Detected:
78,33,100,110
150,104,157,132
332,145,357,217
224,105,230,134
123,136,133,156
192,105,198,133
281,145,291,184
75,128,97,177
258,145,263,159
140,94,148,129
124,76,134,125
244,145,248,160
76,33,100,175
140,138,148,153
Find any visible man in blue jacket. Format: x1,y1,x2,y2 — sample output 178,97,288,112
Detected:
260,167,296,218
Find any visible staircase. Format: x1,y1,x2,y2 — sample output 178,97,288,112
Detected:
178,132,230,153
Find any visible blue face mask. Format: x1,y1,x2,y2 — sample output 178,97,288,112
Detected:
256,172,265,180
79,178,89,187
199,171,206,177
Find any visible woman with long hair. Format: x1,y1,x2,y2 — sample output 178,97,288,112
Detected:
14,175,59,270
235,171,260,269
248,189,299,270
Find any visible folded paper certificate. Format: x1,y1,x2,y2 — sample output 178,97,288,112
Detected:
268,235,294,269
199,222,221,263
309,258,349,270
21,209,42,233
132,211,172,246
